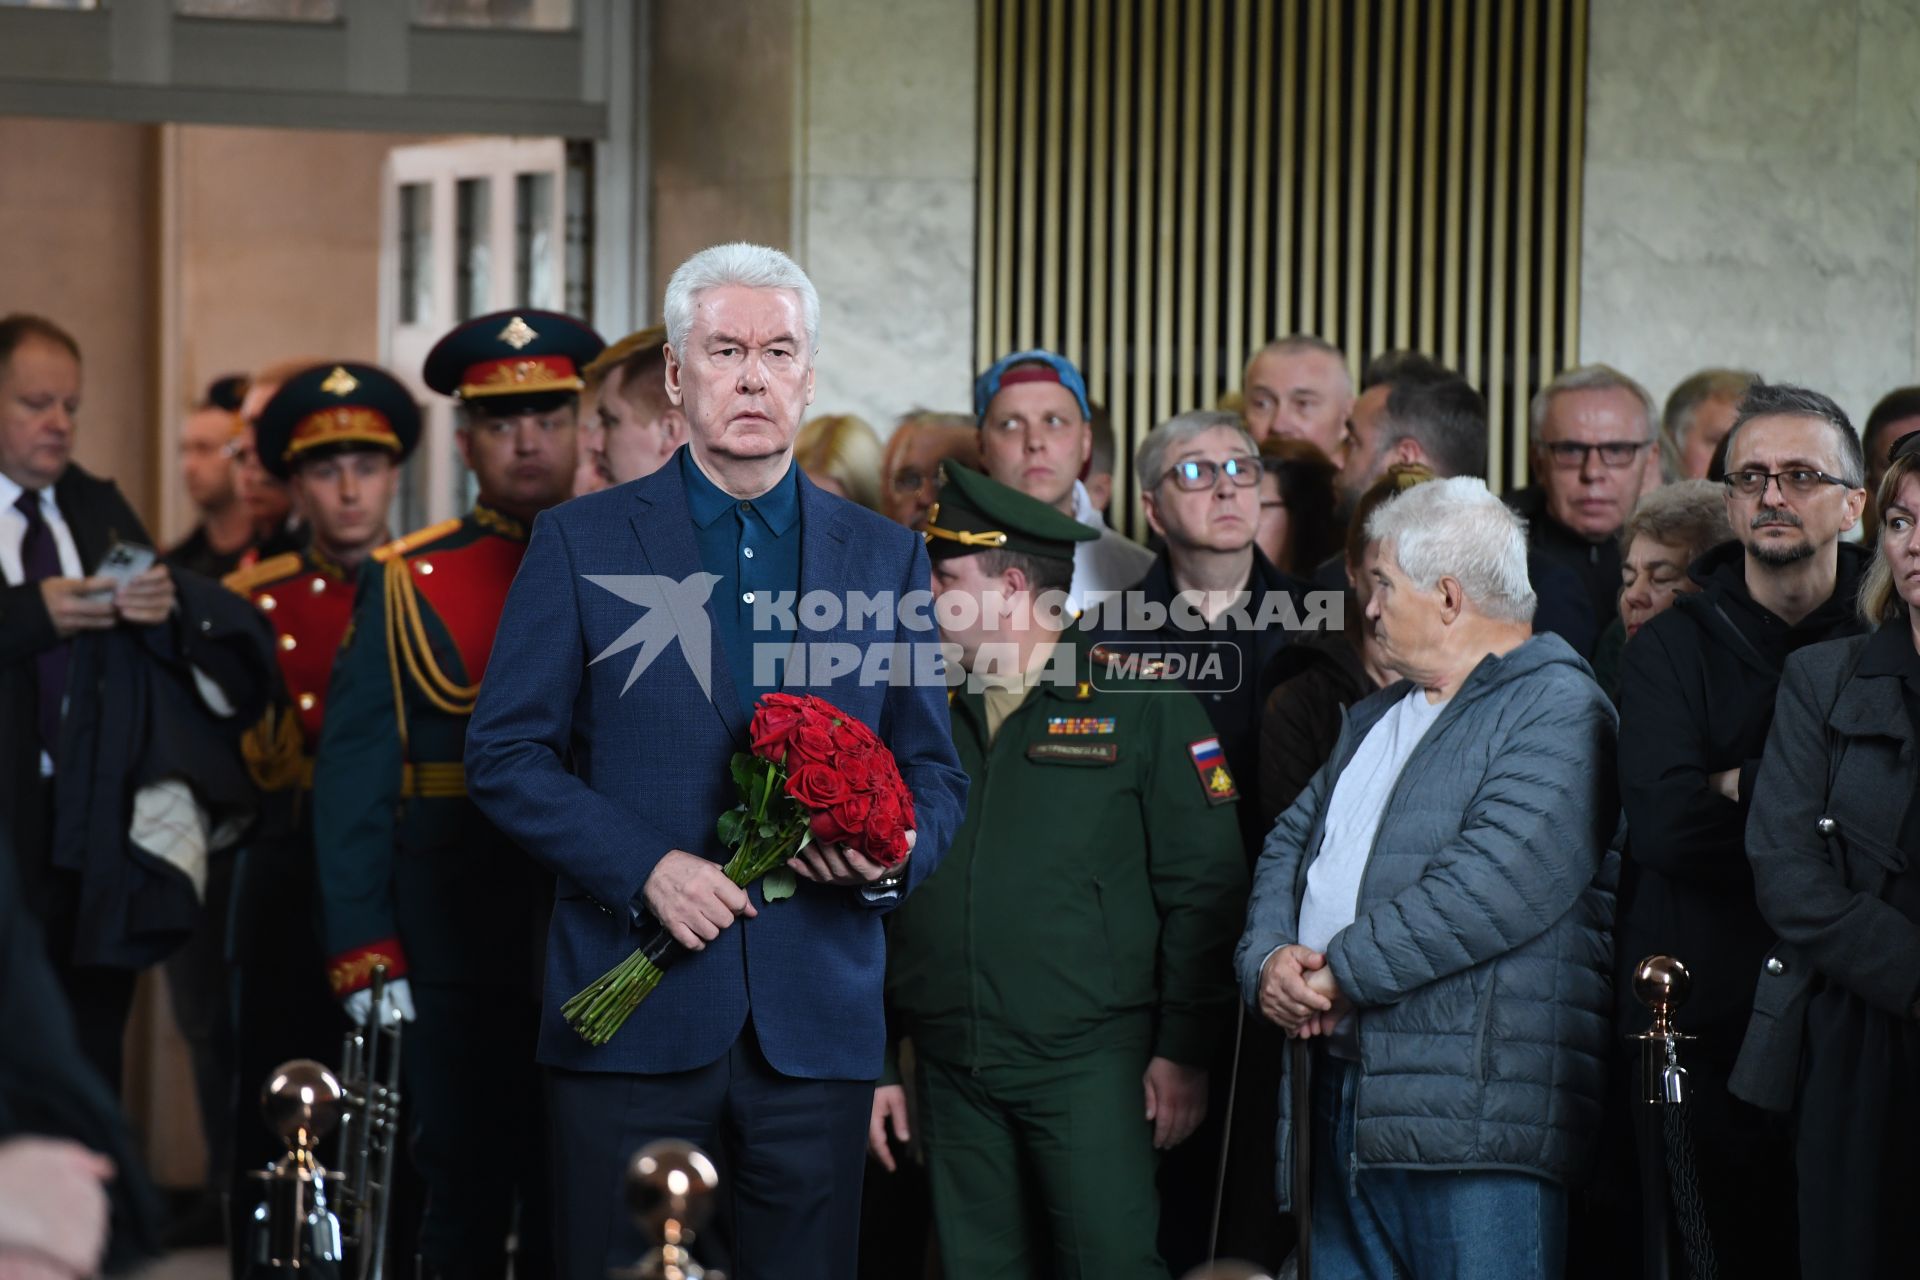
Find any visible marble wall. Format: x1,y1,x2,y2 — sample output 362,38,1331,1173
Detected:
647,0,978,435
795,0,979,431
1580,0,1920,427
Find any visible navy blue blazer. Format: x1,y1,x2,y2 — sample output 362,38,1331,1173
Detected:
466,451,968,1078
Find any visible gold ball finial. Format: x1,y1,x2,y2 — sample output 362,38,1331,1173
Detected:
259,1059,344,1153
626,1140,721,1241
1633,955,1692,1014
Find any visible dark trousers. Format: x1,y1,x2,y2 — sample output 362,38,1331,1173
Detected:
19,774,138,1094
547,1022,871,1280
163,846,237,1185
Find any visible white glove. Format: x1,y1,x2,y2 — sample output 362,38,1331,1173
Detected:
344,977,417,1026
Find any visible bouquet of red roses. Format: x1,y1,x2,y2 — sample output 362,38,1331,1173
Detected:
562,692,916,1045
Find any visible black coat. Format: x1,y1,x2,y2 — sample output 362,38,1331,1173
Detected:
1616,539,1869,1052
1506,484,1615,657
0,843,160,1269
1255,618,1374,826
1733,624,1920,1107
1,466,152,910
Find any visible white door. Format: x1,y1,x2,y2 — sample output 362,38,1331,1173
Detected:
380,136,583,528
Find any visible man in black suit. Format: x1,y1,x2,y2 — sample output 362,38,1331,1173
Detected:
0,313,178,1088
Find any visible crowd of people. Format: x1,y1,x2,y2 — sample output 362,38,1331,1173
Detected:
0,235,1917,1280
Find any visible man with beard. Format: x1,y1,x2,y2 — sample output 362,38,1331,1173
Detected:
1616,382,1870,1277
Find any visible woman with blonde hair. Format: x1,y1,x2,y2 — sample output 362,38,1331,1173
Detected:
794,413,885,511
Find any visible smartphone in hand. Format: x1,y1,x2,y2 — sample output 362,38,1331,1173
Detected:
90,541,157,597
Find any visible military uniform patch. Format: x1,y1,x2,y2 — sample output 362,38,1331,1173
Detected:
1047,716,1116,735
1188,736,1238,805
1027,742,1119,765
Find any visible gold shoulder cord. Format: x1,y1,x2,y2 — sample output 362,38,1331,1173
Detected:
383,554,482,722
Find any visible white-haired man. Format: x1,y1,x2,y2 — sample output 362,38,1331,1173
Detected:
468,243,968,1280
1237,476,1617,1278
1509,363,1660,654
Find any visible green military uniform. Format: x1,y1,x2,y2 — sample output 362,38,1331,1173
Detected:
886,464,1250,1279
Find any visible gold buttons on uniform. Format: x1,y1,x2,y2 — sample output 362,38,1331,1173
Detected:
280,634,297,651
259,594,277,612
416,561,434,575
310,576,327,594
298,692,316,711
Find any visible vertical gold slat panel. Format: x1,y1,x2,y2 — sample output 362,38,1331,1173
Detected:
1343,0,1369,371
1369,0,1397,362
994,0,1016,358
1464,0,1490,401
1227,0,1253,378
974,0,998,373
1536,0,1563,492
1200,0,1225,404
1418,0,1441,354
1015,0,1041,349
1488,0,1515,488
1299,0,1323,337
1131,0,1156,517
1088,0,1111,392
1443,0,1468,369
1107,0,1131,452
1177,0,1202,413
1039,0,1065,352
1154,0,1179,428
1261,0,1289,343
1319,0,1341,341
1513,0,1538,484
1565,0,1587,367
1064,0,1088,368
1396,0,1420,351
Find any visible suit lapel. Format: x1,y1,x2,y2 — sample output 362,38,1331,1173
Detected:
786,476,851,697
54,468,110,571
627,464,749,745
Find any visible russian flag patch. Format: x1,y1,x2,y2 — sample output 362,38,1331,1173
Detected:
1188,736,1238,806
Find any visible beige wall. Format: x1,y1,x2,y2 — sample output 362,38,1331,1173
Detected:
0,117,159,521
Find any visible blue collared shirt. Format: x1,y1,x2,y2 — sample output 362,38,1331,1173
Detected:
681,448,801,719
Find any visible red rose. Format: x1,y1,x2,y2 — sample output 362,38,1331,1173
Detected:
786,762,850,809
836,751,876,794
810,808,852,845
829,792,873,840
788,721,836,767
749,694,809,761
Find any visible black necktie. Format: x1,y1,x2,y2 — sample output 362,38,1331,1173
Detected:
15,489,71,753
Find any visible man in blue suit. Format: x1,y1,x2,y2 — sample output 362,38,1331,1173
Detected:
466,242,968,1279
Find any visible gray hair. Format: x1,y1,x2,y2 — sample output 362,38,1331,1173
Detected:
662,242,821,360
1135,410,1259,489
1529,363,1657,444
1721,381,1866,488
1620,479,1735,560
1663,367,1760,452
1366,475,1537,623
1242,334,1353,397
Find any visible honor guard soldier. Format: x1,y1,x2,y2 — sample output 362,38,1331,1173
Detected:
873,463,1249,1280
222,361,420,1260
312,310,602,1280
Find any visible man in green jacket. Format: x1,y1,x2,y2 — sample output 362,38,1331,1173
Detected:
871,462,1248,1278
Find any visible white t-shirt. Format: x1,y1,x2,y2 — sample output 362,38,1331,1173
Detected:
1297,686,1447,1054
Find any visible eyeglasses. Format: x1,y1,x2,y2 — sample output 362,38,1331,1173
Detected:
1539,440,1649,470
891,466,934,493
1159,456,1263,492
1723,468,1852,499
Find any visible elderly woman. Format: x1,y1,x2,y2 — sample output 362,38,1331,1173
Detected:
1589,479,1736,697
793,413,885,510
1734,432,1920,1277
1236,476,1617,1279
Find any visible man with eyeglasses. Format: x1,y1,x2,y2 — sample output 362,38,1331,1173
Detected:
879,408,979,531
1616,382,1870,1279
1122,409,1311,1271
974,349,1153,613
313,308,601,1280
1508,364,1660,654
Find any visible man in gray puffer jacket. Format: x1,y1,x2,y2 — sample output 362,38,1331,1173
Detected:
1236,476,1618,1279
